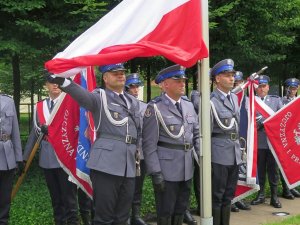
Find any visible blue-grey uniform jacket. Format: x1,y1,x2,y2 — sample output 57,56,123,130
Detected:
0,94,22,170
63,82,141,178
142,93,200,182
210,89,242,166
281,96,295,105
257,95,283,149
23,98,61,169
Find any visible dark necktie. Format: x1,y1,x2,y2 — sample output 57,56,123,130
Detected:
50,100,54,111
227,94,234,109
119,94,128,108
261,97,264,101
175,102,182,115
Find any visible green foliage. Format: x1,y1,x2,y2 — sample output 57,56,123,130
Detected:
209,0,300,82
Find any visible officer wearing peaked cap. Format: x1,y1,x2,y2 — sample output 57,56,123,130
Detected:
251,75,283,208
125,73,149,225
46,63,142,225
24,79,79,225
280,78,300,199
210,59,242,225
234,71,244,86
125,73,143,98
143,64,200,225
0,94,22,225
282,78,300,105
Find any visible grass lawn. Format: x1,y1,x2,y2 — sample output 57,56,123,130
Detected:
264,215,300,225
10,159,54,225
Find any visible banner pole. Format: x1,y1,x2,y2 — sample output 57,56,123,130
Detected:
11,133,44,200
199,0,212,224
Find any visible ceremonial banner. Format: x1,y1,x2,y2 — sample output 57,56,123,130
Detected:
76,67,96,186
47,68,96,197
45,0,208,77
233,81,260,202
264,97,300,189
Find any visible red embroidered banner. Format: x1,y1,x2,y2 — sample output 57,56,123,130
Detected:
264,97,300,188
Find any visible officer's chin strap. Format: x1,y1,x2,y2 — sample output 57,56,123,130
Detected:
210,101,238,130
153,103,184,139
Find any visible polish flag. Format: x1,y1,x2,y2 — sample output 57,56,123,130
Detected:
45,0,208,77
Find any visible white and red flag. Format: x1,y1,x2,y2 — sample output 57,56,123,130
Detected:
264,97,300,189
233,80,260,202
45,0,208,77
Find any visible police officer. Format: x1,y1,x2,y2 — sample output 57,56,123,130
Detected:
280,78,300,199
46,63,141,225
230,71,251,213
23,80,79,225
143,65,200,225
0,93,22,225
250,75,283,208
282,78,299,105
125,73,149,225
210,59,242,225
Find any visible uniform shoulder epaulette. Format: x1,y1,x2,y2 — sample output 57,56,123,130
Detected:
93,87,102,93
150,96,162,103
0,93,12,98
190,90,200,97
210,92,217,99
181,95,190,102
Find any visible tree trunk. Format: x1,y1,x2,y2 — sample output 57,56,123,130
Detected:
185,78,189,96
193,71,197,90
11,54,21,121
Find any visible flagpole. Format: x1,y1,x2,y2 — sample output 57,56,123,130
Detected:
199,0,212,224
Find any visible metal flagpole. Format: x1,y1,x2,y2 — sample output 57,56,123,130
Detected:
199,0,212,224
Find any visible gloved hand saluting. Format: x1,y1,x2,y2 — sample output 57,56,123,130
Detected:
45,70,66,86
151,172,165,192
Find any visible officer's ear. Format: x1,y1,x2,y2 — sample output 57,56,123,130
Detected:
162,80,169,88
102,73,108,83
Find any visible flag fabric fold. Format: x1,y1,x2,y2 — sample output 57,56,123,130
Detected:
45,0,208,77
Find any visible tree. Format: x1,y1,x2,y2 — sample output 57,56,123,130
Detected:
209,0,300,86
0,0,108,117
